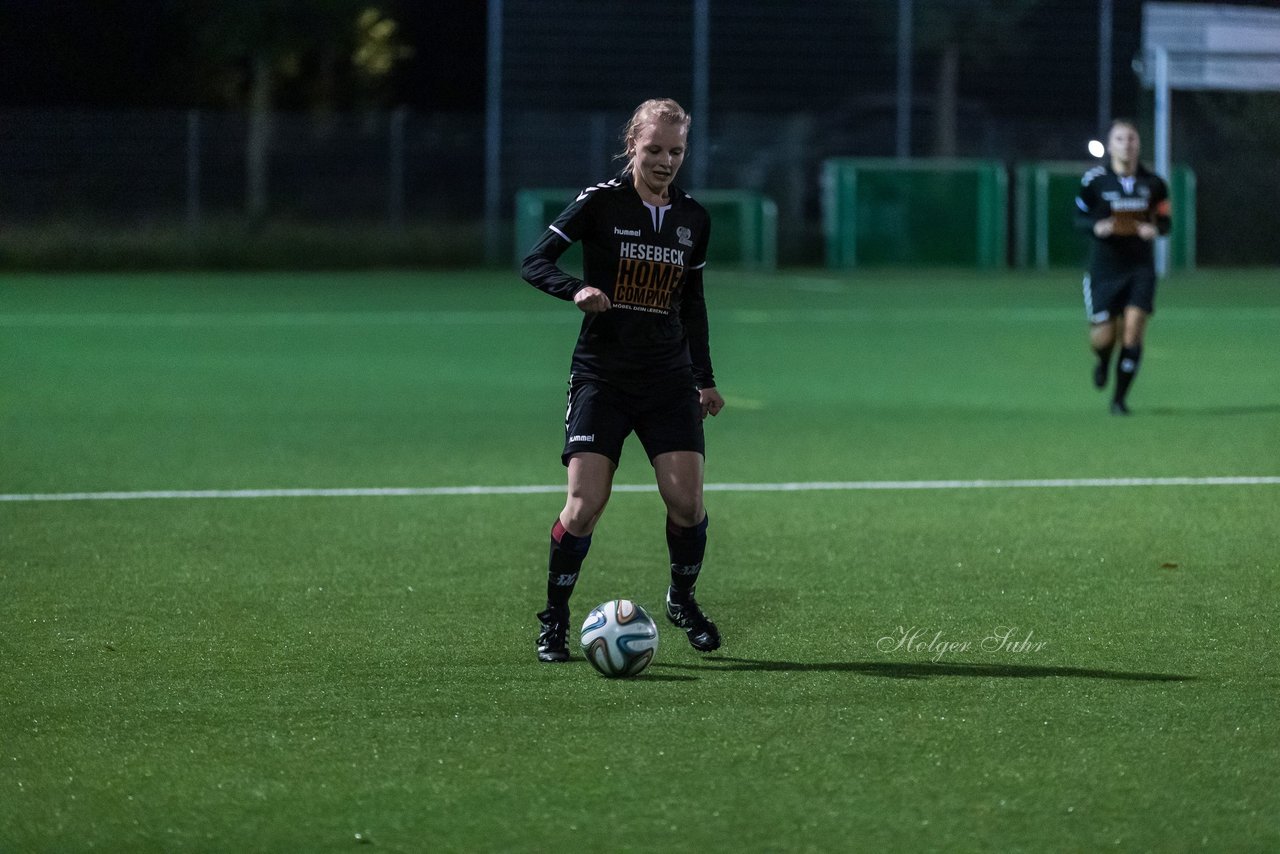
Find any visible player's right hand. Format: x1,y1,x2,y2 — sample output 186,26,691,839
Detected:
1093,218,1115,238
574,287,612,313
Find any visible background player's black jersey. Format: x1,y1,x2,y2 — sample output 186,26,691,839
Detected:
1074,163,1171,277
522,174,713,393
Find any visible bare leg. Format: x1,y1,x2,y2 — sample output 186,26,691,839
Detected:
1089,317,1120,390
1121,305,1148,348
653,450,705,529
560,452,616,536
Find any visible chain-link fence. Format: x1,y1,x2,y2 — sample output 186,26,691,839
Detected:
0,109,485,225
2,0,1277,266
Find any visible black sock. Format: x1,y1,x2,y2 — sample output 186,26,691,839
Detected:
667,513,708,599
1114,344,1142,404
546,519,590,613
1094,343,1114,369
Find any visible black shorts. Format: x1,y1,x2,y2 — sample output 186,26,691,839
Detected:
1083,270,1156,323
562,377,704,467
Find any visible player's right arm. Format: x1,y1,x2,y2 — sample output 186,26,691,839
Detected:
521,188,611,313
521,231,610,312
521,229,585,301
1074,167,1113,237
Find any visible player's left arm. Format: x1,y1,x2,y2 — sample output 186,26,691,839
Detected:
681,215,722,418
681,265,721,414
680,266,709,360
1153,176,1172,236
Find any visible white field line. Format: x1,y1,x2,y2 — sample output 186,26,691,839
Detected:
0,311,573,328
2,307,1277,328
2,476,1278,503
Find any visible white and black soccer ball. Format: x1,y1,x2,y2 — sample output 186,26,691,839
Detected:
580,599,659,677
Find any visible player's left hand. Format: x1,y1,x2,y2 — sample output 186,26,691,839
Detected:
574,286,612,313
699,387,725,420
1136,222,1158,241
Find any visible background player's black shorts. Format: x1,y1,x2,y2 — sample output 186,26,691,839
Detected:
1083,269,1156,323
562,376,704,467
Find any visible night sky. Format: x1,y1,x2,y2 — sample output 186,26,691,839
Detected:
0,1,488,110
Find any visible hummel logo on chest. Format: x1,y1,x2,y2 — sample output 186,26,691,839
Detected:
614,227,642,237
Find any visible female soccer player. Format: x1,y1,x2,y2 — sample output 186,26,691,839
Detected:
1075,119,1172,414
521,98,725,662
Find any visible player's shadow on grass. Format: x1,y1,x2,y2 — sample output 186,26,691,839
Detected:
654,657,1195,682
1143,403,1280,417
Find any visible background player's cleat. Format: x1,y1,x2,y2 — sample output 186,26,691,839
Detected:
1093,361,1108,389
536,607,571,662
665,588,721,652
1110,400,1131,416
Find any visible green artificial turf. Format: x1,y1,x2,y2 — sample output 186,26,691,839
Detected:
2,269,1278,851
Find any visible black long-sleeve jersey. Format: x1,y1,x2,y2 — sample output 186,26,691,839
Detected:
1074,163,1171,277
521,174,714,394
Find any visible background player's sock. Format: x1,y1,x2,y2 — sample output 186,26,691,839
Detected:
546,519,590,612
667,514,708,600
1092,343,1114,389
1113,344,1142,406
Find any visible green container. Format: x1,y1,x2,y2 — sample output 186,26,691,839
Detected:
692,190,778,271
514,187,777,271
1013,162,1196,270
822,158,1008,269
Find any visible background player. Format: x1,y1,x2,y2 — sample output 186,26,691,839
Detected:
1075,118,1172,415
521,98,726,663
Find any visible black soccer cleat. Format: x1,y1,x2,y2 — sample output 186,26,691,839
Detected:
536,607,571,663
1110,400,1131,416
665,588,721,652
1093,360,1108,389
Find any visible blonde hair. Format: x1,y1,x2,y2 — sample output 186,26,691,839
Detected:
617,98,691,166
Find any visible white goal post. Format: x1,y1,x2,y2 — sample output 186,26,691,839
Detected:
1140,2,1280,273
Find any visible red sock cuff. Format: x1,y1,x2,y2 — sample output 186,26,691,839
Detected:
551,519,591,554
